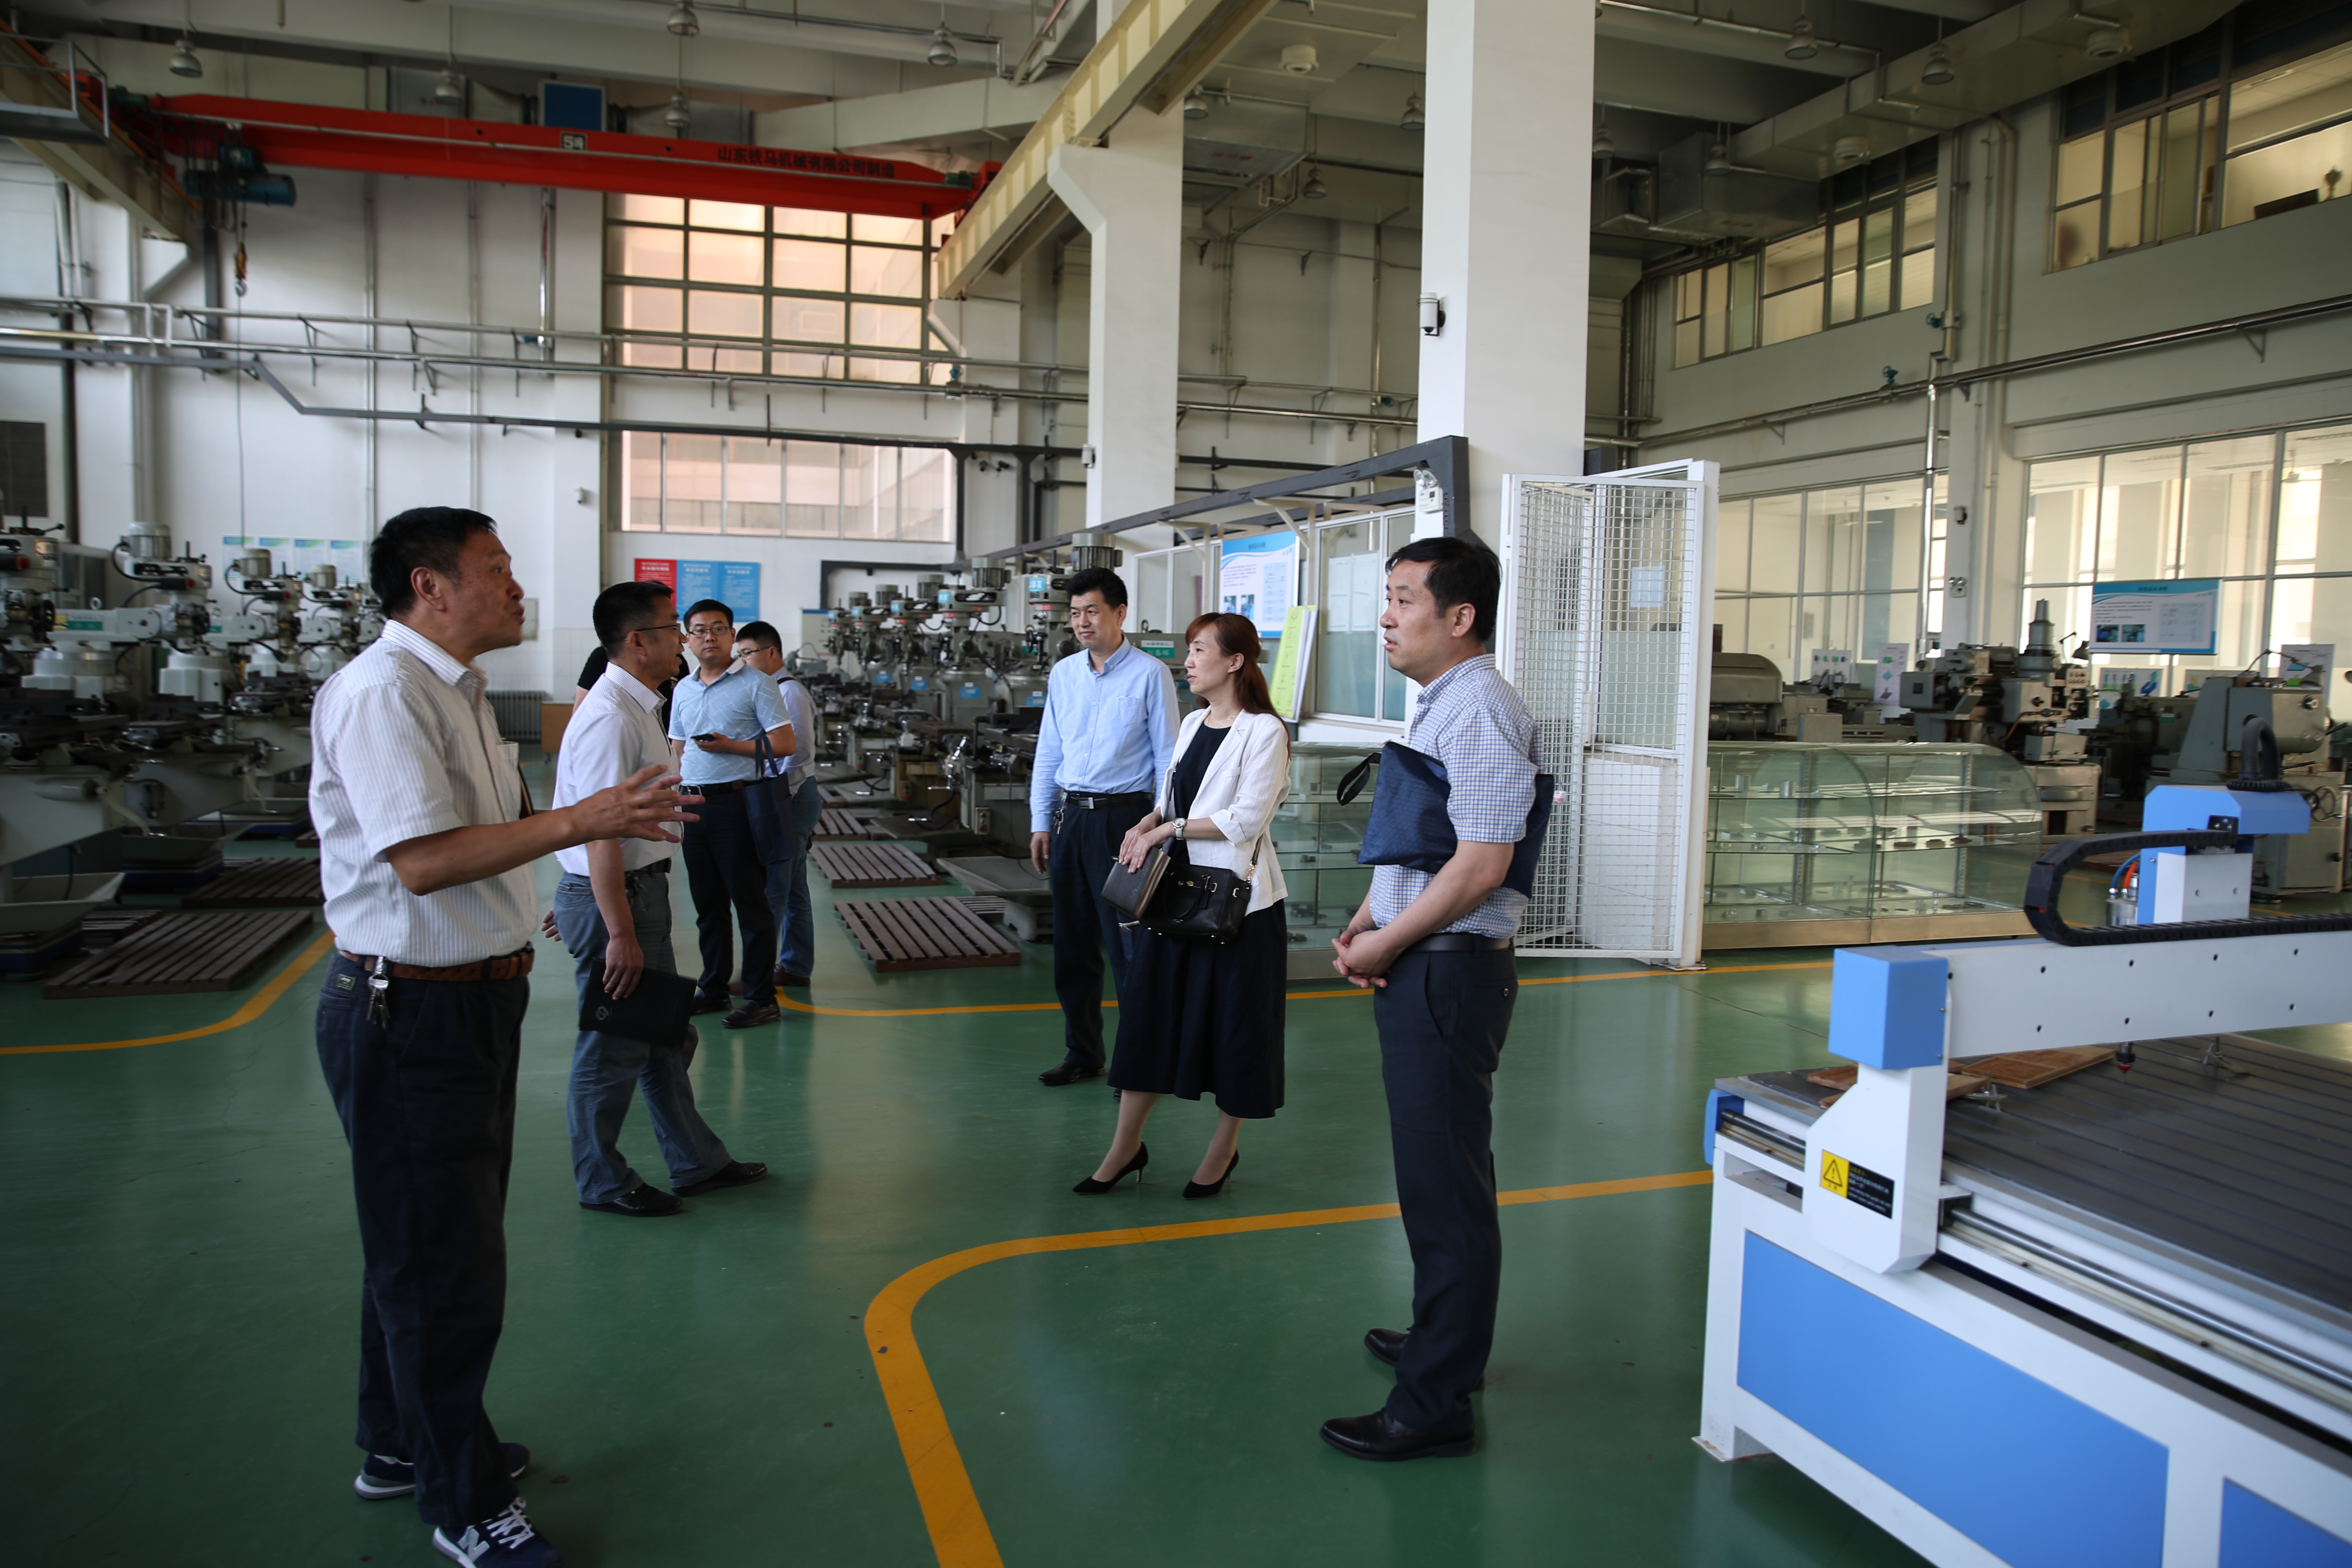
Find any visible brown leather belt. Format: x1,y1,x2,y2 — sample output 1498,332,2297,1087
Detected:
337,948,536,982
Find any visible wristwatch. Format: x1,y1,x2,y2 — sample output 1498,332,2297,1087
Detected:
1170,817,1187,841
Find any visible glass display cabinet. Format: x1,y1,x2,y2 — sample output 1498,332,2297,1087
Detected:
1703,742,2043,949
1273,742,1379,976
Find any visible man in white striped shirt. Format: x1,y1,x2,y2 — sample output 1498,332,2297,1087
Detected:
311,508,697,1568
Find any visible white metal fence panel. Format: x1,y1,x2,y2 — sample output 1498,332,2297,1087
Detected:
1499,462,1716,965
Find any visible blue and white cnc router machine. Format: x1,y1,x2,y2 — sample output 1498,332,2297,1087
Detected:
1697,720,2352,1568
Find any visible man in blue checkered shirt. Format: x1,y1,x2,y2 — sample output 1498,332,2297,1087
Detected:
1323,534,1540,1464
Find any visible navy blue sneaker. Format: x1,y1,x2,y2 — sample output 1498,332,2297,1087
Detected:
353,1443,529,1500
432,1498,563,1566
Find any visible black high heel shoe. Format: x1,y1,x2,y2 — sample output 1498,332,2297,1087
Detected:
1073,1142,1148,1194
1183,1150,1240,1200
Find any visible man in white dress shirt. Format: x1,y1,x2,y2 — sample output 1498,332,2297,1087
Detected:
312,508,696,1568
551,581,766,1219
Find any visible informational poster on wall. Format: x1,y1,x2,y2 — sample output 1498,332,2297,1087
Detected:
1871,643,1911,707
634,558,759,625
2089,579,2218,655
1270,605,1319,720
1217,532,1298,639
2280,643,2334,690
2098,667,2163,709
1809,647,1853,688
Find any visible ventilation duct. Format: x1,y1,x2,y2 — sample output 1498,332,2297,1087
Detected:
1654,133,1820,239
1729,0,2240,178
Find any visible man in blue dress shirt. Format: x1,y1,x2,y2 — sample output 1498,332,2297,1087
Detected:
667,597,795,1030
1027,568,1179,1086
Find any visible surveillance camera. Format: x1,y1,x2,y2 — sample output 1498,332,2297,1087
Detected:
1418,294,1445,337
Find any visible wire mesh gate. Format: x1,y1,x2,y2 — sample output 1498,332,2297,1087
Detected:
1498,462,1716,966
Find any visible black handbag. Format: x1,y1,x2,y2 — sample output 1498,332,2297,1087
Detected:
1337,742,1556,897
744,728,795,865
1101,840,1174,925
1139,835,1263,944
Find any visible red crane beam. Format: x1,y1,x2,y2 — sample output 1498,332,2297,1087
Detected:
145,95,991,220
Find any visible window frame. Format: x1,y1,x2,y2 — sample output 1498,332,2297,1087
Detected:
1670,142,1940,369
603,198,944,383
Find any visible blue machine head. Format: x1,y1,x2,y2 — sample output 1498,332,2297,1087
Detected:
2141,784,2309,840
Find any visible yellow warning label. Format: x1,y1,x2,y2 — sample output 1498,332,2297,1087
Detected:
1820,1153,1851,1198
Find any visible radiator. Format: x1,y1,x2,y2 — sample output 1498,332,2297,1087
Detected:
486,689,549,742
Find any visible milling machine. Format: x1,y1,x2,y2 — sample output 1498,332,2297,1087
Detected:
2,521,354,896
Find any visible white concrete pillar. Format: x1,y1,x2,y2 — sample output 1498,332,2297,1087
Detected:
1416,0,1595,543
1046,100,1183,532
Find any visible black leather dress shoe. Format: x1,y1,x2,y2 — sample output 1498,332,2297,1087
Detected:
1364,1328,1484,1390
1038,1061,1105,1087
772,970,812,988
580,1182,684,1217
689,992,729,1016
675,1160,768,1197
1319,1408,1475,1462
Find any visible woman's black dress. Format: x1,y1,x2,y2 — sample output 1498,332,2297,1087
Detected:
1107,721,1287,1118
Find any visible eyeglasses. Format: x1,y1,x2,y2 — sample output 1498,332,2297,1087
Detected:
626,621,681,639
684,623,733,638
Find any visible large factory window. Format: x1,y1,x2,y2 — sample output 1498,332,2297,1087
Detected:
1714,477,1947,687
1671,141,1937,368
2049,11,2352,269
620,431,952,542
605,197,950,382
2019,421,2352,693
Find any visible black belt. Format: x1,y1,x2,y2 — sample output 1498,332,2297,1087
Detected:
629,860,671,877
693,778,755,796
1405,932,1514,954
1063,790,1151,810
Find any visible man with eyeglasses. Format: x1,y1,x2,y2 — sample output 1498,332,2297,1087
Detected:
1027,567,1179,1087
550,581,766,1219
668,597,796,1029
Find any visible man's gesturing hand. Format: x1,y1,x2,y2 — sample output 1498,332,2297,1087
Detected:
573,764,702,844
1029,830,1052,876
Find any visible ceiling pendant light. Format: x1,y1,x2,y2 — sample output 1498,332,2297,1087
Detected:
928,26,959,67
1400,92,1424,132
2085,23,2131,58
1704,141,1730,172
667,3,701,37
1302,167,1328,199
1592,107,1616,157
434,67,464,105
1183,89,1210,120
665,91,691,133
1784,15,1818,61
169,32,204,78
1921,40,1955,85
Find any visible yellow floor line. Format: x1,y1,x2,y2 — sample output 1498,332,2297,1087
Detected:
864,1168,1714,1568
1,931,335,1056
780,959,1831,1019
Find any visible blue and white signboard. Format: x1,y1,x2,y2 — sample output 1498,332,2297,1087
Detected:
1217,532,1297,640
674,560,760,626
2090,579,2217,656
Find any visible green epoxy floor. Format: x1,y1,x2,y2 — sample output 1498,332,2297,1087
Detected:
6,828,2346,1568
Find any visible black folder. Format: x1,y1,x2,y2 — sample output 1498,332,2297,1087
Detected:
577,962,699,1046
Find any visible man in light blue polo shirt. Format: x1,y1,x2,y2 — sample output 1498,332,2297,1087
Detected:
667,597,795,1029
734,620,824,990
1027,567,1179,1086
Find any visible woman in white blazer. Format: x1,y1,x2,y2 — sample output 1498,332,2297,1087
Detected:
1074,612,1291,1199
